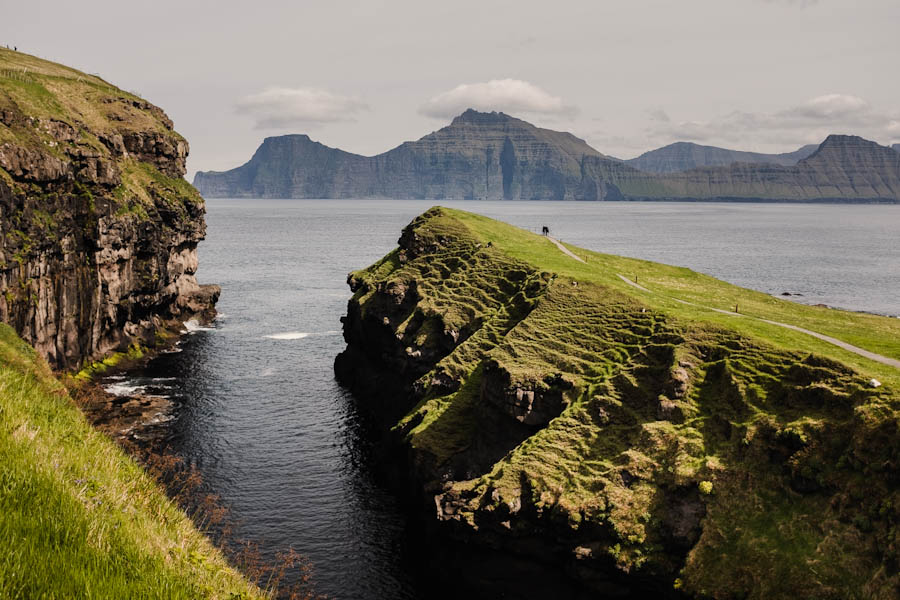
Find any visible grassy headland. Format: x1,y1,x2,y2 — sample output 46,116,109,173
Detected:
343,207,900,598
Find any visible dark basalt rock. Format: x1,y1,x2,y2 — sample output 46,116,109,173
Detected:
0,51,217,370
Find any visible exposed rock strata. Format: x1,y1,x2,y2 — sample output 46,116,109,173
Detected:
196,110,608,200
0,49,217,370
196,110,900,202
624,141,818,173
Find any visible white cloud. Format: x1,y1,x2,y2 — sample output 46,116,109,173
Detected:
780,94,869,120
646,94,900,149
419,79,578,120
236,87,368,130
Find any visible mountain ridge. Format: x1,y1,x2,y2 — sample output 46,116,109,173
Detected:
624,141,819,173
194,110,900,202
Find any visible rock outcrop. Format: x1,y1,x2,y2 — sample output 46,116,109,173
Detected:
196,110,900,202
336,207,900,599
624,141,818,174
0,48,218,370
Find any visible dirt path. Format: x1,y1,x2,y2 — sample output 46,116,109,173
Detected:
619,270,899,369
549,240,898,369
547,237,585,263
617,273,652,293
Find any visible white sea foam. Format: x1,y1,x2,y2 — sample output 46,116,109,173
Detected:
104,382,147,396
264,331,310,340
184,319,215,333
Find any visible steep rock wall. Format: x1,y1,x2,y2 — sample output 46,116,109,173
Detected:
0,49,217,370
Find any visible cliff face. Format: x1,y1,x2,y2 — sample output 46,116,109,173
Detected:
195,110,626,200
625,141,818,174
0,49,218,370
196,111,900,202
336,208,900,599
646,135,900,201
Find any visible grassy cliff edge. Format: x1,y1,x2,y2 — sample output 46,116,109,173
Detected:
338,207,900,599
0,324,262,598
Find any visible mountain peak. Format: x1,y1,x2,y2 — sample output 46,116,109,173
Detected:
807,134,894,161
820,134,869,145
450,109,516,126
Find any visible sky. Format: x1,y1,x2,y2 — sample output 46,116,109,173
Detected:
2,0,898,178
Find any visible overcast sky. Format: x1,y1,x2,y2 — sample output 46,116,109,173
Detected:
3,0,898,178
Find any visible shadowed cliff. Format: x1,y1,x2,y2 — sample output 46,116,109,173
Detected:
0,48,219,370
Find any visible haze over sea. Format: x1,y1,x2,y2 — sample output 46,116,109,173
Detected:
110,200,900,598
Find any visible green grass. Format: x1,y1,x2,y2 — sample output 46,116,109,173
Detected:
0,324,264,600
348,206,900,599
1,47,196,216
446,208,900,385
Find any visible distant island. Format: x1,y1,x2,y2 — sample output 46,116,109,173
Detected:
194,109,900,202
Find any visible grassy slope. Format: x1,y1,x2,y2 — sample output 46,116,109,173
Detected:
451,209,900,387
351,207,900,599
0,323,263,599
0,47,202,214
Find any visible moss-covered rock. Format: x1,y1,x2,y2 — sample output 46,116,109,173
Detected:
337,207,900,599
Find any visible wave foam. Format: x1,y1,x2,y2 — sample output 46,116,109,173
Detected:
264,331,310,340
184,319,215,333
104,382,148,397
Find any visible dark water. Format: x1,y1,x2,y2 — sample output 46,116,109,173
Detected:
110,200,900,599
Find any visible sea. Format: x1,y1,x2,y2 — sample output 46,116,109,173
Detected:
104,199,900,599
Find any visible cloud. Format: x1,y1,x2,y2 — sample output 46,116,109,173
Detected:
419,79,578,119
646,94,900,149
236,87,368,129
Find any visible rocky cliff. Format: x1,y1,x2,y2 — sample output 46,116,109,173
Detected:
0,49,218,370
641,135,900,201
195,110,900,202
336,207,900,599
195,110,619,200
624,141,818,174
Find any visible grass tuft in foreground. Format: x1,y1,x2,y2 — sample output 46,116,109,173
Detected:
0,323,264,599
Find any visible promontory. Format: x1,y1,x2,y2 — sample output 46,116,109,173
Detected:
336,206,900,598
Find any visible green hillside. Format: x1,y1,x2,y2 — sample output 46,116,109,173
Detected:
0,323,264,599
340,207,900,598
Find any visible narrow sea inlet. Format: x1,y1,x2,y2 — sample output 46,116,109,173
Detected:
107,199,900,598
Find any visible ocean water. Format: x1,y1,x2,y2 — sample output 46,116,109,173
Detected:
109,199,900,599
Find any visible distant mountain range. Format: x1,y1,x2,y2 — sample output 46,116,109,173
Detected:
194,110,900,202
623,141,819,173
